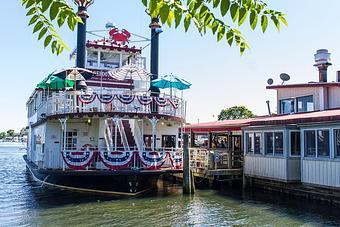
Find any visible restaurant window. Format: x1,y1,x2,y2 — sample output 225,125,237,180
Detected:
232,136,241,151
316,130,329,157
274,132,284,155
254,133,262,154
297,95,314,113
304,130,316,157
62,131,77,150
194,134,208,147
212,134,229,149
264,132,274,155
290,131,301,156
280,99,294,114
162,135,176,148
246,133,254,153
334,129,340,157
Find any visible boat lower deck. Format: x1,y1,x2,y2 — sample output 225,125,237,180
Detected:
24,155,182,196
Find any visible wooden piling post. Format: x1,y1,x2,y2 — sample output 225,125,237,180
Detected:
183,134,192,194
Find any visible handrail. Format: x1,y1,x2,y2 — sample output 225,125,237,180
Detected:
116,119,130,151
130,119,145,152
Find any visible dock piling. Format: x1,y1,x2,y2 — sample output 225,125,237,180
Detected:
183,134,194,194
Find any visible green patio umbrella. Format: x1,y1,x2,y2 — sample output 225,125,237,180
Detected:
36,75,74,90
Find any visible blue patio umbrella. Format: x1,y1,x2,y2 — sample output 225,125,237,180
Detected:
151,74,191,94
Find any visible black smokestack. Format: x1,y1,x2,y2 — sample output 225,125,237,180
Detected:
76,6,88,68
314,49,331,82
149,17,161,94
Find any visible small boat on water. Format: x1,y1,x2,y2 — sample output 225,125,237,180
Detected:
24,3,187,196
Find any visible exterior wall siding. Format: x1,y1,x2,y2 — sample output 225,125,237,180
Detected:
302,159,340,188
328,87,340,109
244,156,287,181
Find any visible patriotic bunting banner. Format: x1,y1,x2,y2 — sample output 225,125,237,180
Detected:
139,151,168,170
169,99,179,109
78,94,96,104
99,151,134,170
169,151,182,169
154,97,168,107
97,94,114,104
62,144,96,170
137,95,153,105
116,94,135,104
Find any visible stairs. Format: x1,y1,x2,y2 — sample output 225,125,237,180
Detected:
110,119,135,151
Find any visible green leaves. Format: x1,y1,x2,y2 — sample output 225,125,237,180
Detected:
220,0,230,16
21,0,288,56
261,15,268,33
249,10,258,30
22,0,81,55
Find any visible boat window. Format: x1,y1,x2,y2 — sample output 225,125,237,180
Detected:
317,130,329,157
304,130,316,157
254,133,262,154
143,135,155,150
100,52,121,69
334,129,340,157
162,135,176,148
279,99,294,114
87,50,98,67
246,133,254,153
62,131,78,150
297,95,314,113
274,132,284,155
290,131,301,156
264,132,274,155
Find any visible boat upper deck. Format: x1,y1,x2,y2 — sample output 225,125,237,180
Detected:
28,89,186,125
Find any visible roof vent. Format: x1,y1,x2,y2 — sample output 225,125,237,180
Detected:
314,49,331,82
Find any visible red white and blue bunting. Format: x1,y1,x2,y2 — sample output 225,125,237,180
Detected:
169,99,179,109
138,151,168,170
99,151,134,170
116,94,135,104
137,95,153,105
154,97,168,107
62,144,96,170
78,94,96,104
77,94,180,109
169,151,182,169
97,94,114,104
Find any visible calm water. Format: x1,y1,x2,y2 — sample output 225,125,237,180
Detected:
1,147,340,227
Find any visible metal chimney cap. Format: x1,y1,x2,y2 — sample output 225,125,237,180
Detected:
314,49,331,66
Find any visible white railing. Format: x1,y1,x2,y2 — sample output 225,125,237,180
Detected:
42,147,183,171
39,90,185,120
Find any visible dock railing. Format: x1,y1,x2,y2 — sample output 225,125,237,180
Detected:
190,148,243,176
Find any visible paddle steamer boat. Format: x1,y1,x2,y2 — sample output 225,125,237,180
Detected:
24,2,187,196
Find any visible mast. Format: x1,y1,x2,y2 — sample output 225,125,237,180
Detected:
74,0,94,68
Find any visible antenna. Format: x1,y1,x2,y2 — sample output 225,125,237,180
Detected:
280,73,290,85
267,78,274,85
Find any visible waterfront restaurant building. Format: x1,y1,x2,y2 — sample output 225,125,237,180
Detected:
186,49,340,190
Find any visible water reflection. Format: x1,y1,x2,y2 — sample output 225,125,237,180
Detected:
1,147,340,226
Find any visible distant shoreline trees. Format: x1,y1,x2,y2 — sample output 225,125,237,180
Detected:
0,128,28,139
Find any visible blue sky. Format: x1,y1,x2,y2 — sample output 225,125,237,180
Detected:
1,0,340,132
